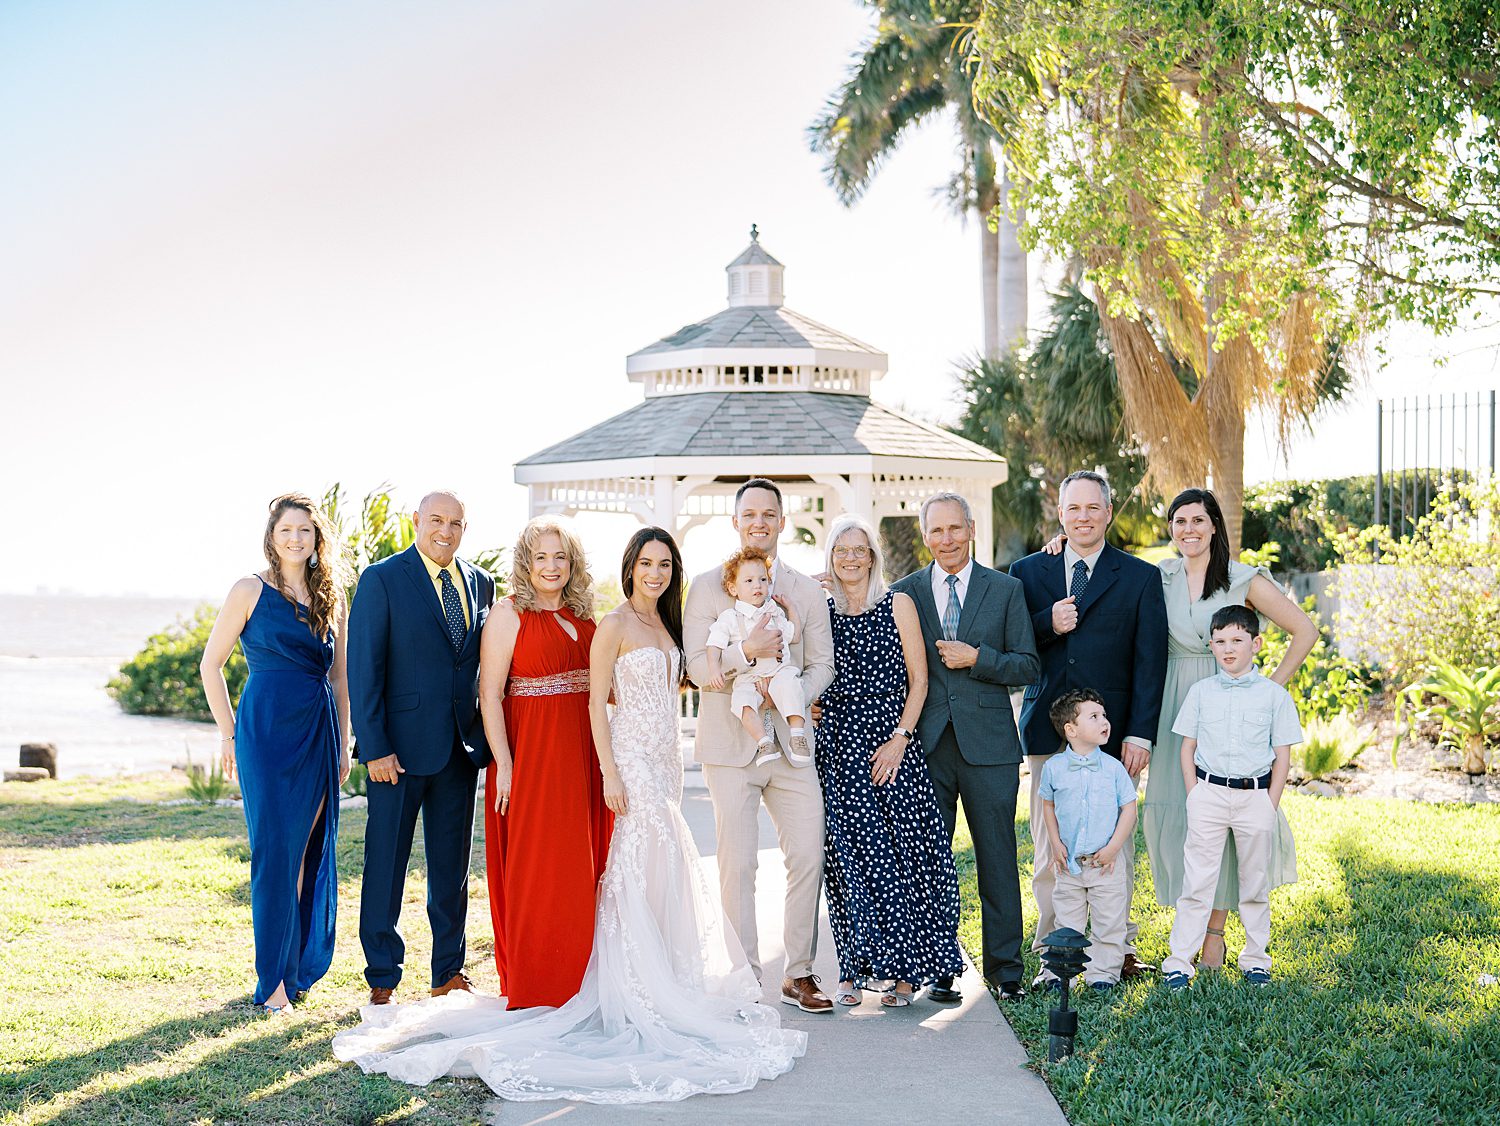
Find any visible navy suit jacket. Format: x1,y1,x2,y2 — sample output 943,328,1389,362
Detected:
1009,543,1167,761
891,562,1040,766
348,546,495,775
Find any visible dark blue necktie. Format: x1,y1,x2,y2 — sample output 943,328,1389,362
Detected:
1070,559,1089,601
439,568,466,652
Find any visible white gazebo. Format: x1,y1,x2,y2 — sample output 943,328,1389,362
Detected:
515,228,1008,563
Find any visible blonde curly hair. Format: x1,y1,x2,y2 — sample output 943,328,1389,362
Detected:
509,516,595,618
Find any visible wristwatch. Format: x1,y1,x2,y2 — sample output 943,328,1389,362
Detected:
892,727,916,743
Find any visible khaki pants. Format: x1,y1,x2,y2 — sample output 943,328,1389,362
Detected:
1029,754,1138,954
1051,859,1131,984
1164,783,1276,976
703,753,825,981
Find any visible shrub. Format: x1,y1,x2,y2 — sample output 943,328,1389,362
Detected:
108,606,244,719
342,762,368,798
184,752,238,803
1331,478,1500,684
1245,543,1377,722
1294,715,1372,778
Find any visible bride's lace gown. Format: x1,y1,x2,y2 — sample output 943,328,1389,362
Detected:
332,647,807,1103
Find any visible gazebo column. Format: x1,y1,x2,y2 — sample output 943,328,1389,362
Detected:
969,486,995,567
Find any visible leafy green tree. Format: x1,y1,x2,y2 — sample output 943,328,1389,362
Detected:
968,0,1460,546
812,0,1026,356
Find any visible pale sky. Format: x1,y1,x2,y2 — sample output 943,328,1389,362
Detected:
3,1,1496,599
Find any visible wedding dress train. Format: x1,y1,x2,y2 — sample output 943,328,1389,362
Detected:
332,646,806,1103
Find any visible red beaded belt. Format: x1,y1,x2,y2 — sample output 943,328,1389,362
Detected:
507,669,590,697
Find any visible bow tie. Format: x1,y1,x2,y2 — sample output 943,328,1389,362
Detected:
1217,671,1255,688
1067,756,1101,772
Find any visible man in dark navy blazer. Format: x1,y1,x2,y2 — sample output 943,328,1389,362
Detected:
891,491,1039,1002
349,490,495,1005
1010,470,1166,980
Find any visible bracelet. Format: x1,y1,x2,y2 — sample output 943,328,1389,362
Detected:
892,727,915,743
220,735,235,743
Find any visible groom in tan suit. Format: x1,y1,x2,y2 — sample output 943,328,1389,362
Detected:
685,478,836,1013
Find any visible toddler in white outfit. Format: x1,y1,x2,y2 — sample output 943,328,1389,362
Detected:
703,548,811,766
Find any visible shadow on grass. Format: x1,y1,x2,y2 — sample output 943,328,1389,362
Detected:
4,1001,485,1126
992,827,1500,1126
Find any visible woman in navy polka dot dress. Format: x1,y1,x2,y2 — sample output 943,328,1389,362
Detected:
818,515,964,1007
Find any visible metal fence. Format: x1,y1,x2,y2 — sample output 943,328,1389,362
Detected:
1374,391,1495,536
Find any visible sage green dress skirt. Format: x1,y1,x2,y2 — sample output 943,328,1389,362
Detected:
1141,559,1298,910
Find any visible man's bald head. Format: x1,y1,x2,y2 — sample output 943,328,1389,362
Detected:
413,491,467,566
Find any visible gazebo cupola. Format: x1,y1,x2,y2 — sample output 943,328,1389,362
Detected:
726,224,784,307
516,228,1008,563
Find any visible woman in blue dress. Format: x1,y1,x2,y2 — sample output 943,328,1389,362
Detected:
202,493,351,1013
817,515,964,1007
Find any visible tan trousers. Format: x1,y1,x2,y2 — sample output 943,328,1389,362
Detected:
1051,859,1131,984
702,753,825,982
1029,754,1138,954
1164,783,1276,976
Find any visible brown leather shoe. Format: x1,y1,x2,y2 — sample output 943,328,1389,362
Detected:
1121,953,1158,979
431,972,475,998
369,986,394,1006
780,975,834,1013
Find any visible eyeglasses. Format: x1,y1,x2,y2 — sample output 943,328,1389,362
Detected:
831,546,871,560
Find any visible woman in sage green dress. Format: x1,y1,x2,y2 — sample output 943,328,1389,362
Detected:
1142,489,1316,968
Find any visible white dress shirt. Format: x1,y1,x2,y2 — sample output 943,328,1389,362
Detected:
931,558,975,613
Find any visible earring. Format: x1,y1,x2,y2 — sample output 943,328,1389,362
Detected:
309,550,319,569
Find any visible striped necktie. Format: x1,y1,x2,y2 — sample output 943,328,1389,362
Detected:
942,573,961,642
438,568,466,652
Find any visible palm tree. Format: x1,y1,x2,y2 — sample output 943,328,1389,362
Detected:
810,1,1025,358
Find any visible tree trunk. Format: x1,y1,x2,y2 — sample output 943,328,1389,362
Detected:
1464,734,1489,777
976,145,1001,359
997,161,1028,355
1210,412,1246,554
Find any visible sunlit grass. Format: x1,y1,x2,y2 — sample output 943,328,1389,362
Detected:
955,789,1500,1125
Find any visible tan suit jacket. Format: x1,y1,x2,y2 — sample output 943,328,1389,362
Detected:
684,559,835,765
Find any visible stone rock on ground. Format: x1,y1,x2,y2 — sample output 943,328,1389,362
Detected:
19,743,58,778
4,767,50,783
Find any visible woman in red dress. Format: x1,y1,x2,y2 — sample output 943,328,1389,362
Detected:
478,517,612,1008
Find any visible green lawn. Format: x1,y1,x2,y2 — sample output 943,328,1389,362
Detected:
952,790,1500,1125
0,775,497,1126
4,777,1497,1125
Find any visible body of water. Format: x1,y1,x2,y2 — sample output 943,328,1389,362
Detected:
0,594,218,778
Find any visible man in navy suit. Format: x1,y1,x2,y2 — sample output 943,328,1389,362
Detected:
1010,470,1166,980
891,492,1039,1001
349,490,495,1006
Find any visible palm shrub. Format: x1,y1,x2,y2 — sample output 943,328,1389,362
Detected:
184,751,238,803
1395,661,1500,776
1294,714,1372,779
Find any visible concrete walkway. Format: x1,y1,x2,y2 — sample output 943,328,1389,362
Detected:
488,775,1068,1125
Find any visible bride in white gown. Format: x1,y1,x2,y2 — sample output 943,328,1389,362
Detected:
333,527,806,1103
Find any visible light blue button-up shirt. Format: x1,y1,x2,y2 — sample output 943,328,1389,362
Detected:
1172,668,1303,779
1037,748,1138,875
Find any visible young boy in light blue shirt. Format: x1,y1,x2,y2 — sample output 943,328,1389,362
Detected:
1164,604,1302,989
1037,688,1139,990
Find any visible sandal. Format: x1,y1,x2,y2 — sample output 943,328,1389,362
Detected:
880,983,914,1008
835,981,861,1006
1196,927,1227,971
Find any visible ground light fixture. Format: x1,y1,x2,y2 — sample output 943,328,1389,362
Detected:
1039,927,1092,1062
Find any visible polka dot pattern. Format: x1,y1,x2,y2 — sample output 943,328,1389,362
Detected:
819,591,965,987
439,568,466,653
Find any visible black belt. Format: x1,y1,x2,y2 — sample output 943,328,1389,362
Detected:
1196,766,1271,790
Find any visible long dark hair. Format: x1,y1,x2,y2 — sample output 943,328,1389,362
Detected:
621,526,685,663
1167,487,1231,599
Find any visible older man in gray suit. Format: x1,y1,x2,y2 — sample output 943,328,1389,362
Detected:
891,491,1040,1000
684,478,836,1013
